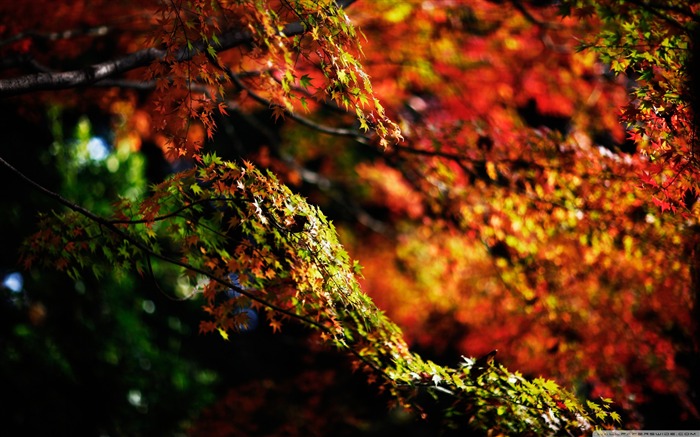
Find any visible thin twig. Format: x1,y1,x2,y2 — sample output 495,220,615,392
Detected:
226,69,370,144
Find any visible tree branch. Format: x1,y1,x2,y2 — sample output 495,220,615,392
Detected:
0,46,165,97
226,70,370,144
508,0,560,30
0,153,325,332
0,0,358,98
0,151,397,388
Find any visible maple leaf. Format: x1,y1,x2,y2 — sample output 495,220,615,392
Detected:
299,74,312,89
269,318,282,333
190,183,203,196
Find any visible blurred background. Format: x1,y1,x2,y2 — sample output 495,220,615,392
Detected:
2,0,699,434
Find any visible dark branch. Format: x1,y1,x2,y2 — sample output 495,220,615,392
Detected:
0,153,324,333
226,70,370,143
0,25,252,97
624,0,691,33
0,47,165,97
0,0,358,98
0,151,394,385
508,0,560,30
626,0,698,21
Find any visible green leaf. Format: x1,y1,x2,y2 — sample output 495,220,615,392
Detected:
206,45,217,59
300,74,312,89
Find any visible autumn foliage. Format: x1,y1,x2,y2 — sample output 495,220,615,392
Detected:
2,0,700,434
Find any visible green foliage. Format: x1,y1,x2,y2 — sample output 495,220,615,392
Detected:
569,1,692,108
22,153,617,434
562,0,699,209
0,112,219,435
1,271,220,435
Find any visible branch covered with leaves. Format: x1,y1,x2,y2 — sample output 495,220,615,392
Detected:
17,153,618,434
562,0,700,210
0,0,401,154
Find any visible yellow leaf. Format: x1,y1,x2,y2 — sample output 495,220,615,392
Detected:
486,161,498,180
218,328,229,341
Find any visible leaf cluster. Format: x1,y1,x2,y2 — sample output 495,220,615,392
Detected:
564,0,700,210
21,153,619,434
